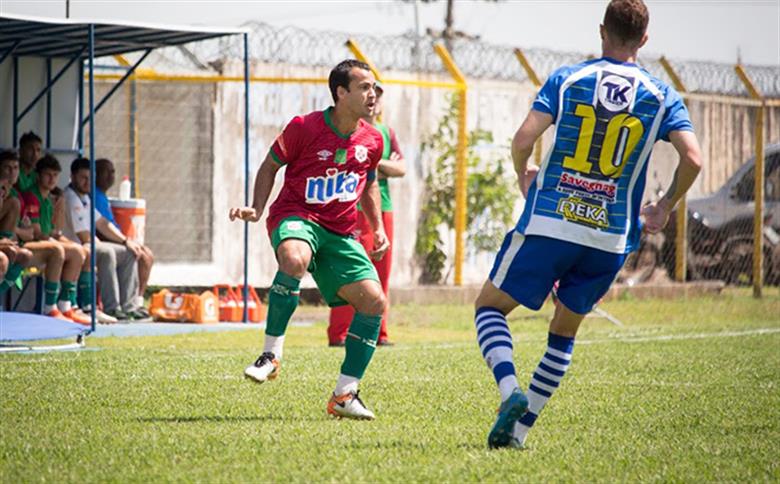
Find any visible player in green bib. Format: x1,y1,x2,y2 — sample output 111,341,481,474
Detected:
16,132,42,193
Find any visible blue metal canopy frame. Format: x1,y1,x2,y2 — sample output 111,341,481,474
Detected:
1,14,251,331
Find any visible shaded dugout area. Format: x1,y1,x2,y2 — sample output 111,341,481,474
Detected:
0,14,250,348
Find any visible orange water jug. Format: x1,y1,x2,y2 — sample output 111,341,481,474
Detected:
235,285,266,323
149,289,218,323
213,284,242,322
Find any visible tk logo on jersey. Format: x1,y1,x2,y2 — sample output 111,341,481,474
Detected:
598,74,634,112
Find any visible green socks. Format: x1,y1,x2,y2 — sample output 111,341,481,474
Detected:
59,280,76,305
0,263,23,294
341,312,382,379
265,271,301,337
78,271,92,308
44,280,60,307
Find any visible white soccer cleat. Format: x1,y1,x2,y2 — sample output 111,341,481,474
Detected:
327,391,375,420
94,309,118,325
244,352,280,383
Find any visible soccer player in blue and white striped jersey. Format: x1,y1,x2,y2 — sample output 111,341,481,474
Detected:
476,0,703,449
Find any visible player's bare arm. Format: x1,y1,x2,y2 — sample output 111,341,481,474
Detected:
359,177,389,261
229,152,282,223
511,110,552,198
641,130,702,233
377,152,405,179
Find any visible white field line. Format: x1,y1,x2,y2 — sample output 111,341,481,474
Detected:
395,327,780,351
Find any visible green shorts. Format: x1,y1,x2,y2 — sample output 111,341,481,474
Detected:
271,216,379,307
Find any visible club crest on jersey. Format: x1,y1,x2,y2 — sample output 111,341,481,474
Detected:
354,145,368,163
557,197,609,229
317,149,333,161
557,172,617,203
305,168,359,204
598,74,634,112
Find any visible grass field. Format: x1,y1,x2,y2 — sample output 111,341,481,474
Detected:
2,291,779,482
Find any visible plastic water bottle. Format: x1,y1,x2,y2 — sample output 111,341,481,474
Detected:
119,176,132,200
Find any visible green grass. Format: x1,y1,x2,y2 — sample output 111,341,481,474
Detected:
2,291,779,482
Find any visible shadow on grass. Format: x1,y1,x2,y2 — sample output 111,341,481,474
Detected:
137,415,305,424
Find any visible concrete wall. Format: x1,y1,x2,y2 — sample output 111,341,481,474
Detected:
106,61,778,288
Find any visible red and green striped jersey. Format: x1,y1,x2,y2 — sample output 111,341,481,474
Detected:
266,108,384,236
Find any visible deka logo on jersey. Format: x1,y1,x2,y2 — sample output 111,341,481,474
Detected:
306,168,360,204
557,196,610,229
598,74,634,112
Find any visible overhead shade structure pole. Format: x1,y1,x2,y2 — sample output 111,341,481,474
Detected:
16,47,86,124
88,24,97,332
46,58,52,148
242,32,250,323
78,61,84,152
12,56,18,147
80,49,152,127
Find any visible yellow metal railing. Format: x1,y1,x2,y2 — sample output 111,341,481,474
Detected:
433,43,468,286
659,56,689,283
735,64,766,298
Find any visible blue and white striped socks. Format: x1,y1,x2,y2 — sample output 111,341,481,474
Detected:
475,307,518,402
513,332,575,445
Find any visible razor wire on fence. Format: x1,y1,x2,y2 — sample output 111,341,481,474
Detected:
160,21,780,97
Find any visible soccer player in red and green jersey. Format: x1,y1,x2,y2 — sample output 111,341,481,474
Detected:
230,59,389,420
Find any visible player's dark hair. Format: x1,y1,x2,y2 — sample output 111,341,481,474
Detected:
328,59,371,103
35,153,61,174
603,0,649,46
0,149,19,166
71,157,90,175
19,131,42,148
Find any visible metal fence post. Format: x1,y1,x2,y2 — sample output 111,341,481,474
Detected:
514,48,544,169
735,64,765,298
433,43,468,286
345,39,383,124
659,56,689,283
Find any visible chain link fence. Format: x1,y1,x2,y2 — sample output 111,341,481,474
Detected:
85,80,215,264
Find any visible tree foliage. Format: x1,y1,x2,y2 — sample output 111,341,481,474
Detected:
415,94,518,284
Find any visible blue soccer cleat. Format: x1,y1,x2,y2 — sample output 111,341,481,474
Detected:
487,388,529,449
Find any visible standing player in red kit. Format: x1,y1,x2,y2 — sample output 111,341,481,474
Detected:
230,60,389,420
328,81,405,347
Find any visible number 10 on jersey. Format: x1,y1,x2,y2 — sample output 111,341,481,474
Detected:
562,103,644,179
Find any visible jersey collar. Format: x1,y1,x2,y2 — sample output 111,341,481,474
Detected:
323,107,353,140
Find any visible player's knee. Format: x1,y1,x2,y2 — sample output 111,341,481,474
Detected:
50,244,66,263
360,285,386,316
65,245,85,264
15,248,33,266
277,251,308,277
